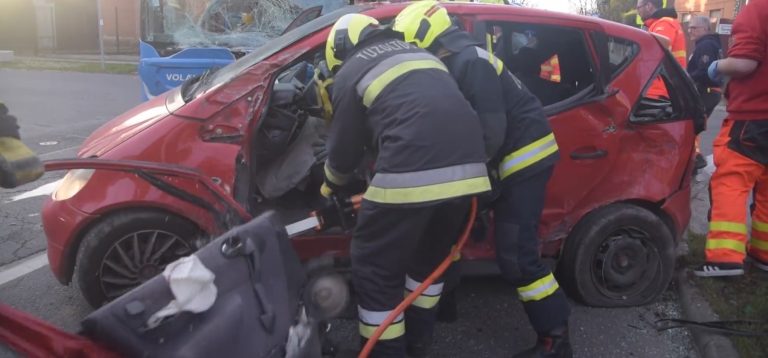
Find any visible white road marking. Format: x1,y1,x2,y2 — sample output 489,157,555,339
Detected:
7,179,62,203
38,144,80,158
0,252,49,286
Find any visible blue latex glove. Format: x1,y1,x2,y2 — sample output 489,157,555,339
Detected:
708,60,722,83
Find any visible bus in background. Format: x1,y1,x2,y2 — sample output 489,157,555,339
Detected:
139,0,343,100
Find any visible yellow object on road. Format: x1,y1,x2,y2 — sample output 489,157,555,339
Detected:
0,137,43,188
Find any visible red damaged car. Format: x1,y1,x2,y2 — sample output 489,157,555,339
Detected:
41,2,705,309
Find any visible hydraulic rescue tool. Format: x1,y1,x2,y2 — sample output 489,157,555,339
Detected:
285,194,363,237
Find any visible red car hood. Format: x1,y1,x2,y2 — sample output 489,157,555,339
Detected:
78,90,184,157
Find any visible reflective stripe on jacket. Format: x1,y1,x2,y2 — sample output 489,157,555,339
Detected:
440,31,559,182
325,35,491,205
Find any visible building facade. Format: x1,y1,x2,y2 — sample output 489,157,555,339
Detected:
0,0,139,55
675,0,749,25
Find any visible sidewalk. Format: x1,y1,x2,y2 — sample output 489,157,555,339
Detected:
18,53,138,65
676,160,740,358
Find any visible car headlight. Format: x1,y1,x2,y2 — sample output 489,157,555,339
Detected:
52,169,95,201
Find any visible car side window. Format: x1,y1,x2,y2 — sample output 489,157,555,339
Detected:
630,56,684,124
606,36,639,80
481,21,598,107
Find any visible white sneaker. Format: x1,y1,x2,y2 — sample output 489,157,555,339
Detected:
748,255,768,272
693,263,745,277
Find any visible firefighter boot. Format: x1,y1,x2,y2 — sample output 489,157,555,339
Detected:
436,289,458,323
405,304,440,357
513,326,572,358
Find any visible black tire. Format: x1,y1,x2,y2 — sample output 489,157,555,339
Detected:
555,203,675,307
75,210,200,308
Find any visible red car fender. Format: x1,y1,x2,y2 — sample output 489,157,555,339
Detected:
43,159,252,283
45,158,250,224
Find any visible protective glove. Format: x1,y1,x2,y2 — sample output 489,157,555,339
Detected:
707,60,722,83
320,182,334,199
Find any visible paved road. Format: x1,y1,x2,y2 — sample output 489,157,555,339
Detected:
0,68,715,357
0,69,141,266
0,69,139,356
689,104,727,236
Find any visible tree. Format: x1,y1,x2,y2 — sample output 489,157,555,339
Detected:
596,0,637,22
571,0,599,15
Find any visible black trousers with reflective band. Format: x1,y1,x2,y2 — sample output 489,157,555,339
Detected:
352,197,471,357
495,166,570,335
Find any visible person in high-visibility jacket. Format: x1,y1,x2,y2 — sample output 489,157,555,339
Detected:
694,0,768,277
394,3,570,357
321,14,492,357
539,55,561,83
636,0,687,98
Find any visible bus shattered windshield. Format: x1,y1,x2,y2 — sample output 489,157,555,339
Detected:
141,0,346,55
138,0,347,99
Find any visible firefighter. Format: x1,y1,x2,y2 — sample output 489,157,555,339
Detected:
686,15,723,170
694,0,768,277
0,102,43,189
687,15,723,116
393,3,571,357
321,14,492,357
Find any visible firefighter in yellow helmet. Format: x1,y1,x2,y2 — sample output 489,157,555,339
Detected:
394,2,571,357
0,102,43,189
321,13,491,357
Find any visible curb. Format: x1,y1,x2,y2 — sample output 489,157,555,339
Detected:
675,269,740,358
14,56,138,66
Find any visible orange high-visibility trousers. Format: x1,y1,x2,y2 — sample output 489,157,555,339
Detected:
706,119,768,264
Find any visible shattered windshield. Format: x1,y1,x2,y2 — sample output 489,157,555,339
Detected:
185,5,367,100
141,0,347,51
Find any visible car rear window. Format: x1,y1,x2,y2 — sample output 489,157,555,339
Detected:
607,36,639,80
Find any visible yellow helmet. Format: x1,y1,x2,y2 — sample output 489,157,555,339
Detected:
325,14,381,73
393,1,452,49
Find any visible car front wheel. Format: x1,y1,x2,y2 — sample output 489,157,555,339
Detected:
556,203,676,307
75,210,200,308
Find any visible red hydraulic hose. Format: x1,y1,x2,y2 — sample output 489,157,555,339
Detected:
358,197,478,358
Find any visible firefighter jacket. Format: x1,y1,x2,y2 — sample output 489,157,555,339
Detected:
644,8,686,99
324,35,491,206
687,33,723,92
437,30,559,183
